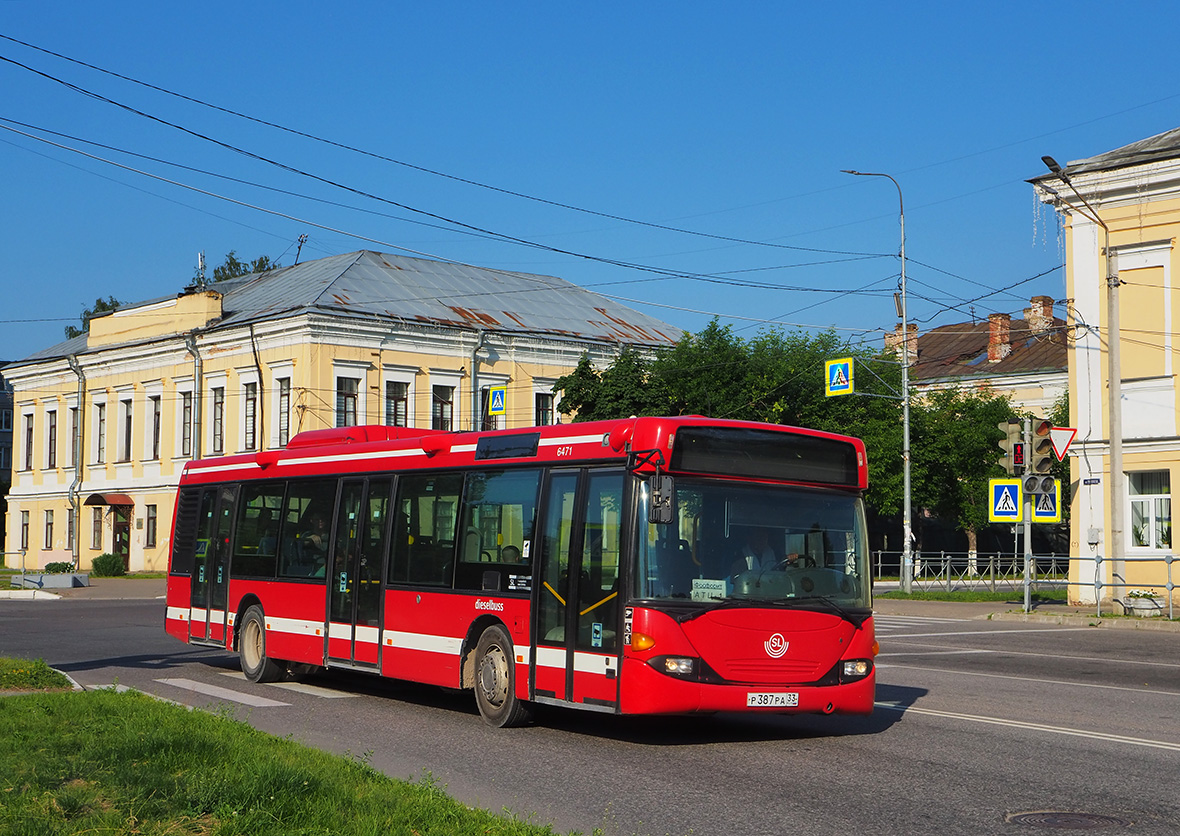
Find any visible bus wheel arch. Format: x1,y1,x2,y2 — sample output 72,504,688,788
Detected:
470,622,532,727
238,603,285,683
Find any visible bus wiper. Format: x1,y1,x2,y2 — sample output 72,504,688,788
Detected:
789,594,871,626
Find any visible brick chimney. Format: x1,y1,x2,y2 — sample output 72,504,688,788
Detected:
884,323,918,366
988,313,1011,362
1024,295,1054,336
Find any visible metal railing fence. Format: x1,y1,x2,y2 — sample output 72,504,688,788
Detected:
872,550,1176,618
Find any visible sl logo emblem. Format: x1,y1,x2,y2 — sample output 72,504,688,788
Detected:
764,633,789,658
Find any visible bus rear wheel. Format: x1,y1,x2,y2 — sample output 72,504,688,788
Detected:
239,605,284,683
473,625,531,728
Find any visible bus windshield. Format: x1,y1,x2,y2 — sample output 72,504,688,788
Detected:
635,477,871,610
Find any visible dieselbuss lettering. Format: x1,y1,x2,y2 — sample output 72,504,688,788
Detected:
164,417,876,727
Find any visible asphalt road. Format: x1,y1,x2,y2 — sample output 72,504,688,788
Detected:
2,587,1178,835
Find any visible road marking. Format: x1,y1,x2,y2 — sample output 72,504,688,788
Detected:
885,627,1099,638
155,677,290,707
219,671,358,698
881,641,1180,670
877,662,1180,697
875,701,1180,752
876,649,996,657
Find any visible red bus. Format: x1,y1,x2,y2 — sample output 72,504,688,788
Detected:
164,416,877,726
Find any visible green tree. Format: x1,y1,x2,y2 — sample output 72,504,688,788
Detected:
553,348,663,422
64,295,122,339
910,388,1016,553
210,251,279,283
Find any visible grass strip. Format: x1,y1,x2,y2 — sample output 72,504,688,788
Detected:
0,657,73,691
0,688,573,836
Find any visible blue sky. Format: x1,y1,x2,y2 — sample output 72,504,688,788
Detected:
2,2,1179,362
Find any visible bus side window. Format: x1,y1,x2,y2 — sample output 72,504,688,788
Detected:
279,479,339,579
389,473,462,587
169,488,203,576
233,482,284,579
455,468,541,592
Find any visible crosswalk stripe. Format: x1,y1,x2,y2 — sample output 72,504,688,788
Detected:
155,677,291,707
219,671,358,699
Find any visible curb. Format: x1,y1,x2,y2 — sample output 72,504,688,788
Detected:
988,610,1180,632
0,590,62,601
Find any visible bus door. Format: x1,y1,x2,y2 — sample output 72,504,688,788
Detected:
325,478,392,667
535,469,623,710
190,485,237,644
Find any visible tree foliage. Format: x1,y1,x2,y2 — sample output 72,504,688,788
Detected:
553,319,1030,539
211,251,279,283
64,296,122,339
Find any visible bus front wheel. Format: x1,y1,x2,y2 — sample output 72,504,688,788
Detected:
239,605,284,683
473,625,531,728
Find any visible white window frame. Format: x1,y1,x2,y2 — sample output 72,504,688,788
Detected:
92,398,107,465
206,374,227,456
237,370,260,452
332,361,369,428
117,392,134,463
532,377,562,427
1128,470,1171,552
269,362,295,449
382,365,417,429
429,370,462,432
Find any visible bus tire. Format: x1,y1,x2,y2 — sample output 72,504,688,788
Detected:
473,625,531,728
239,605,284,683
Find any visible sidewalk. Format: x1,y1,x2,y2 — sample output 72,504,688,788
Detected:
873,595,1180,632
1,577,166,601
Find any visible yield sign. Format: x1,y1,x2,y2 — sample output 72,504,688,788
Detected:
1049,427,1077,461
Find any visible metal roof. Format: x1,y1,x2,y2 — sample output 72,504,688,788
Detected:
20,251,682,362
911,317,1067,383
1029,126,1180,180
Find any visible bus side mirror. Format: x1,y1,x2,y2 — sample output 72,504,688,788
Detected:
648,475,674,524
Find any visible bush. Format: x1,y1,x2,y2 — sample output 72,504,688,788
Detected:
90,553,126,577
43,561,75,574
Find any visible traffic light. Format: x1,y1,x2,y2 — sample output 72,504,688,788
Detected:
997,419,1023,475
1023,417,1056,494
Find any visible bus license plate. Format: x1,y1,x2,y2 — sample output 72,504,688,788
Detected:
747,692,798,708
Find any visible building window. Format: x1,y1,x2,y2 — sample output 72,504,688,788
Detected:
535,392,555,427
43,510,54,550
0,408,11,431
146,504,158,548
1130,471,1171,550
119,399,133,462
67,508,75,550
385,381,408,427
91,507,103,550
46,410,57,469
244,383,257,451
212,387,225,454
181,391,193,456
432,385,454,431
20,511,29,550
23,413,33,470
277,377,291,446
336,378,359,427
479,387,499,431
95,403,106,464
0,446,9,471
69,407,79,467
150,396,162,460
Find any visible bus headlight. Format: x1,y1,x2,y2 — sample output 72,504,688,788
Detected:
648,656,698,679
842,660,872,680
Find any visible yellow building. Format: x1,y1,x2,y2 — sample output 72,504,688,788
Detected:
1033,129,1180,609
4,250,679,572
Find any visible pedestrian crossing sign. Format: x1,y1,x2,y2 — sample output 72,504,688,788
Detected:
825,358,854,397
1031,480,1062,523
488,385,507,415
988,478,1022,522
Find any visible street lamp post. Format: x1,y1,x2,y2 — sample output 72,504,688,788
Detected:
843,170,913,593
1040,155,1123,598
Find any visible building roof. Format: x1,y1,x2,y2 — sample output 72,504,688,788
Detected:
910,315,1067,384
21,250,682,363
1031,126,1180,180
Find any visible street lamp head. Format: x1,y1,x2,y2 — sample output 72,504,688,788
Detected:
1041,155,1063,174
841,169,862,176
